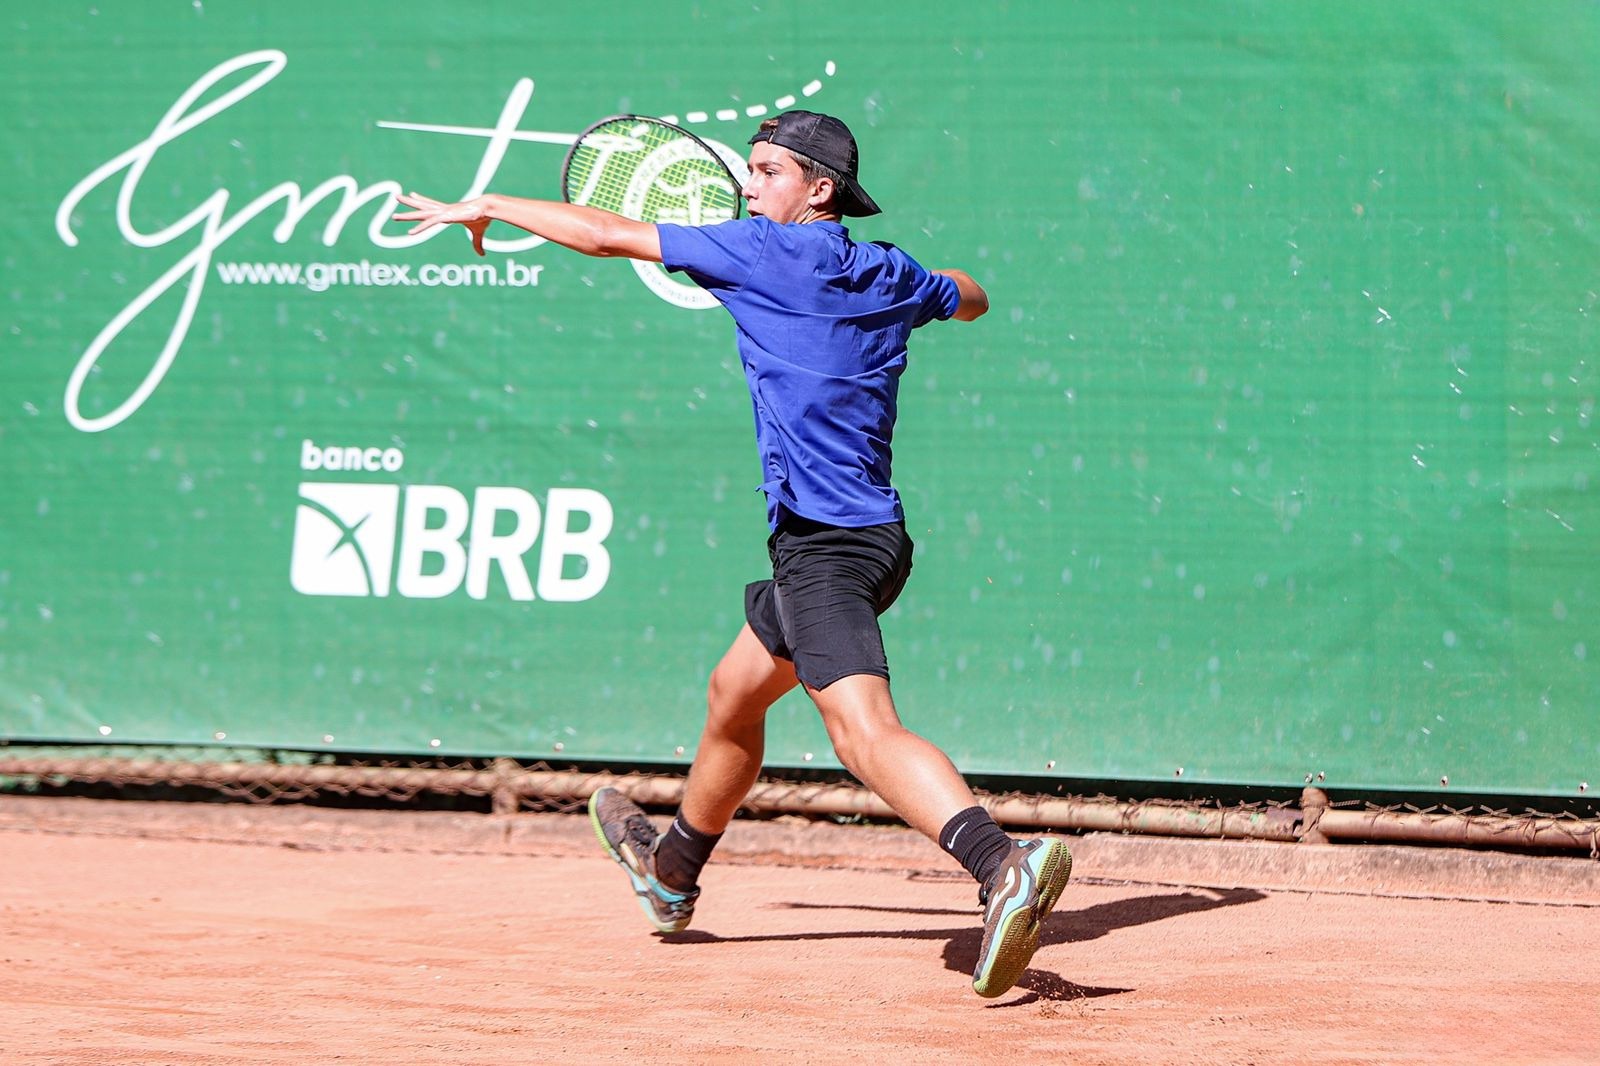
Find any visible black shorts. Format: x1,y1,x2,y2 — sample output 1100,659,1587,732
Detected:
744,513,914,690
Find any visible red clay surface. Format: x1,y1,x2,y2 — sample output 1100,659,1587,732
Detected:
2,797,1596,1065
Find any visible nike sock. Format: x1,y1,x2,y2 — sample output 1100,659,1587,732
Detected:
652,812,722,892
939,806,1014,888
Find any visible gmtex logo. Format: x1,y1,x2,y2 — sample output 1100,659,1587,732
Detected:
53,48,837,433
291,481,613,602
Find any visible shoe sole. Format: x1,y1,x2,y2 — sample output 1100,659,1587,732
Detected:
587,789,693,934
972,840,1073,998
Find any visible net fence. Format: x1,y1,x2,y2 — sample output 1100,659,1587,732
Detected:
2,749,1595,856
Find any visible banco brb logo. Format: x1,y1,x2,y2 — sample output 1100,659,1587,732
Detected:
292,474,613,602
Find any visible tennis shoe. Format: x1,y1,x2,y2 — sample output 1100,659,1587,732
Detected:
588,786,699,933
971,837,1073,998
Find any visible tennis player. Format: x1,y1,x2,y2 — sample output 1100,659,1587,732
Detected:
394,110,1071,998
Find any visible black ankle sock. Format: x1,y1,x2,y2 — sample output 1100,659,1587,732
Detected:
939,806,1013,888
653,813,722,892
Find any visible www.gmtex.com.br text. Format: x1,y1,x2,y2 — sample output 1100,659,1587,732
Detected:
215,259,546,292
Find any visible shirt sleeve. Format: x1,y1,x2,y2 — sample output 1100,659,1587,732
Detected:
909,265,962,328
657,218,771,292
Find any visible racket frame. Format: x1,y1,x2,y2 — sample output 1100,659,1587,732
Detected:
560,113,744,221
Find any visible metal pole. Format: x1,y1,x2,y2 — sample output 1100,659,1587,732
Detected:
1316,808,1600,852
2,756,1595,852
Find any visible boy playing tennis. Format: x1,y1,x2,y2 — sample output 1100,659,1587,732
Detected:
394,110,1071,998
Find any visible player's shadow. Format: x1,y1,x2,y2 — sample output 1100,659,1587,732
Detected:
662,885,1267,1005
941,886,1266,1006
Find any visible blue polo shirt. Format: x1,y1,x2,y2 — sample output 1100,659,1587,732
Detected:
657,217,960,529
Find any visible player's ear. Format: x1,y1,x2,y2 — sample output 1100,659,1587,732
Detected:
809,177,835,210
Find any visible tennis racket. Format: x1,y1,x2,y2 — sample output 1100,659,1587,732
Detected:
561,115,745,227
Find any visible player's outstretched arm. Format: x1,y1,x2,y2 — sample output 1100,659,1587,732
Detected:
935,269,990,321
393,192,663,262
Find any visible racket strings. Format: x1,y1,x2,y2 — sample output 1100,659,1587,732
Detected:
565,117,740,225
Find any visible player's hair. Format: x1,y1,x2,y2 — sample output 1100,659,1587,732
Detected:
757,117,845,212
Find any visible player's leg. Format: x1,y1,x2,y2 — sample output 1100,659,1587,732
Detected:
778,513,1072,998
679,622,798,835
640,623,798,897
808,672,1072,997
804,672,973,840
778,520,1024,889
774,518,994,851
804,672,1026,896
590,616,797,932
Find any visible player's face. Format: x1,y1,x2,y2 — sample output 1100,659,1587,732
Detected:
742,142,829,223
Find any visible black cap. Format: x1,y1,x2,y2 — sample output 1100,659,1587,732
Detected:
748,110,881,217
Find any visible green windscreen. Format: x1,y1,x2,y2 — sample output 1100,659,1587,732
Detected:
2,2,1595,798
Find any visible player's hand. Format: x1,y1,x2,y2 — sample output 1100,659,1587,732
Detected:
393,192,493,256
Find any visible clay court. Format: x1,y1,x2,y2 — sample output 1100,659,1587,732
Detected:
2,796,1595,1065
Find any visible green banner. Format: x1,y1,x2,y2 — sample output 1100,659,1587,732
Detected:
3,2,1595,798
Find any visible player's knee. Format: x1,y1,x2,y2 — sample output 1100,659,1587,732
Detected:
705,662,743,718
816,700,897,769
820,717,864,775
705,669,765,737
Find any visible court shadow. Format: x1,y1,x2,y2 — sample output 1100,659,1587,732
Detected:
766,886,1268,949
661,886,1266,1004
773,901,973,918
942,887,1267,1007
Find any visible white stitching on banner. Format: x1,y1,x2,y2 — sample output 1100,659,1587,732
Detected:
661,60,837,125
